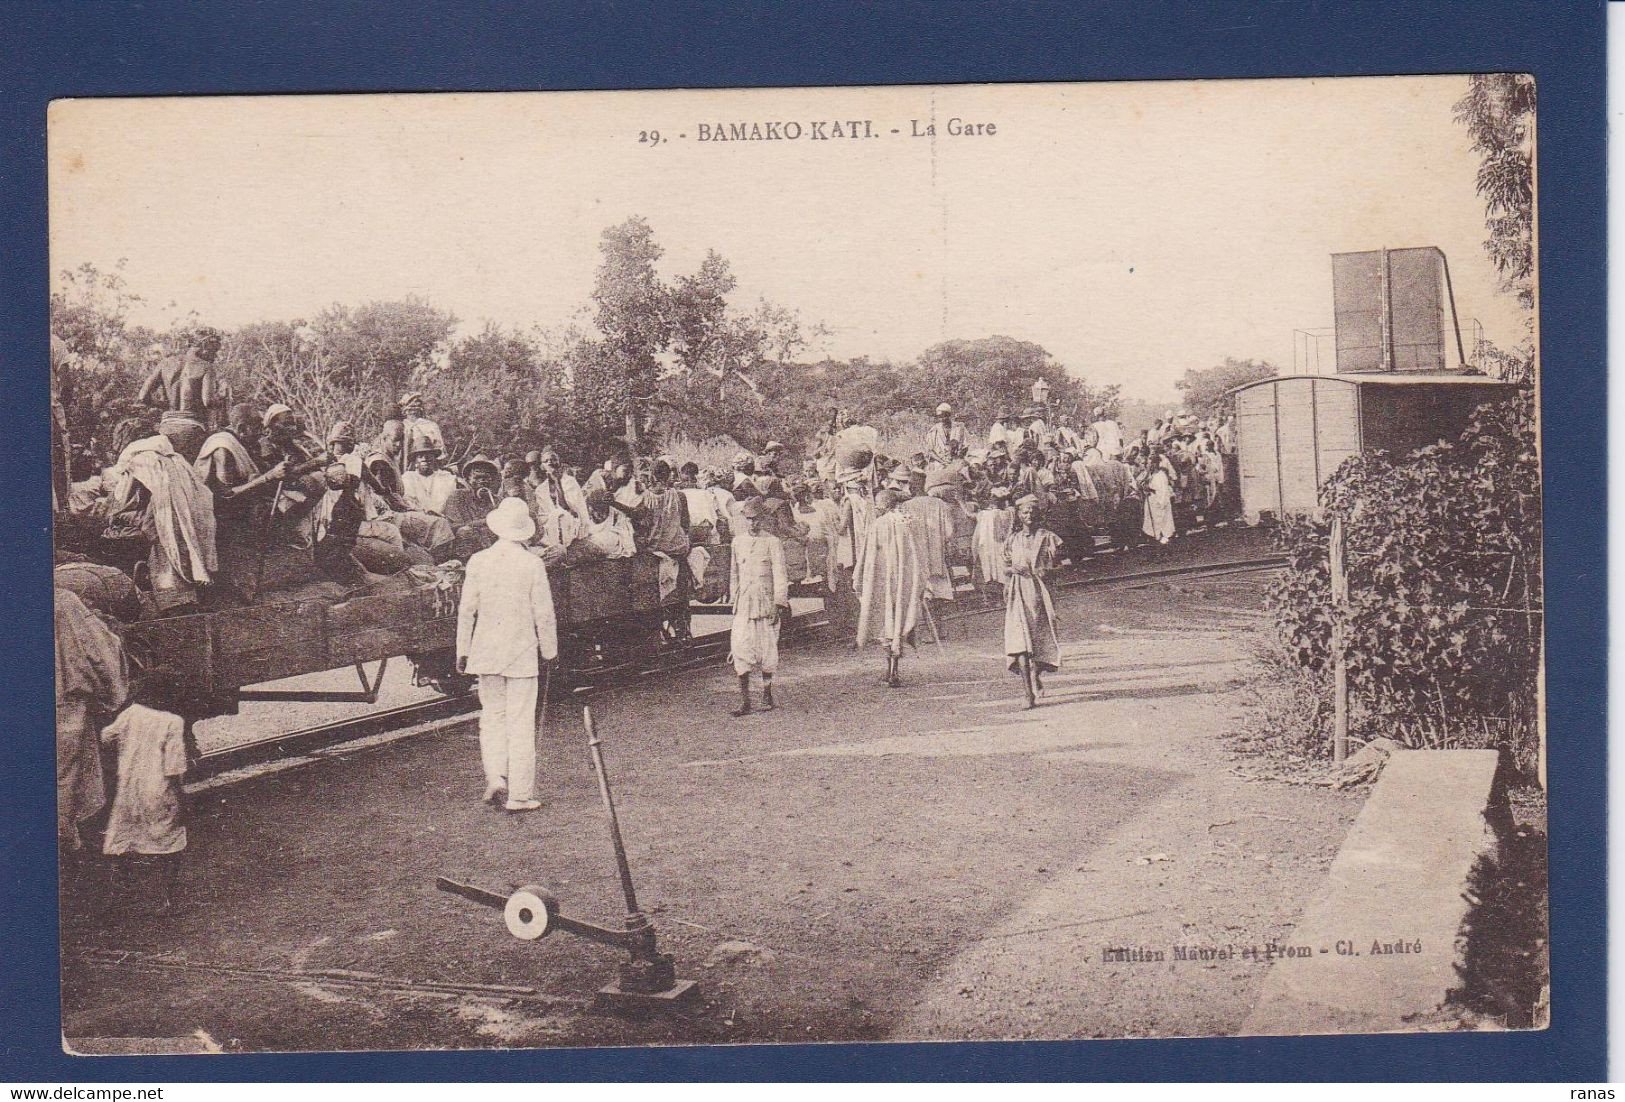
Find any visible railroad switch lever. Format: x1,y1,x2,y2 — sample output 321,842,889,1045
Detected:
435,689,696,1013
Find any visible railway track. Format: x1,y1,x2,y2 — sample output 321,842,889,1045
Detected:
191,537,1283,785
190,609,833,782
74,947,591,1011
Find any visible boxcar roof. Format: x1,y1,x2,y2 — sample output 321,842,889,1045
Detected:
1229,372,1521,397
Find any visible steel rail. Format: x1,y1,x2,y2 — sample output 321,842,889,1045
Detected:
190,543,1281,781
75,947,589,1009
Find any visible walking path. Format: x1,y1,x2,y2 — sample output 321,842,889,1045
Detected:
63,570,1363,1051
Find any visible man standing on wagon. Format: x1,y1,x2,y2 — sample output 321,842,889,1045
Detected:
925,403,966,469
456,497,559,813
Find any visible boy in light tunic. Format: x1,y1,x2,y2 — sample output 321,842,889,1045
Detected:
728,498,789,717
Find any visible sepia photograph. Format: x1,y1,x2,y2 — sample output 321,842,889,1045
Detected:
47,75,1545,1054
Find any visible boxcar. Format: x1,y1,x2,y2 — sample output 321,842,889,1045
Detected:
1233,372,1519,525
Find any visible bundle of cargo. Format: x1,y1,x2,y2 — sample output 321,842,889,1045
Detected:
54,559,146,624
120,560,468,716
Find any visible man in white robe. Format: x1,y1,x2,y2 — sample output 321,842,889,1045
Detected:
403,447,459,515
854,489,926,687
107,435,219,612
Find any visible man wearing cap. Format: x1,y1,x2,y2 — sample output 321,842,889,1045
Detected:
400,393,445,463
251,403,328,525
443,455,503,559
456,497,558,813
358,442,455,564
258,403,300,459
326,421,363,479
727,497,789,717
854,489,926,688
403,446,459,515
759,441,787,477
925,403,966,469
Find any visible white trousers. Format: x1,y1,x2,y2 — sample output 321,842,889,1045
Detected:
477,674,538,801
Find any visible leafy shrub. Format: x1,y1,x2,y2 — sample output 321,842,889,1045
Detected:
1265,391,1543,774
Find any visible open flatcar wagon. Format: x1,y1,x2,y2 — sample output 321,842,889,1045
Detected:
119,552,672,720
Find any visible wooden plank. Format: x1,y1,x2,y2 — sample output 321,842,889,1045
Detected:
328,627,403,667
566,557,628,624
628,553,664,613
122,614,212,693
212,601,327,687
1315,379,1360,482
1275,378,1320,516
1235,384,1279,525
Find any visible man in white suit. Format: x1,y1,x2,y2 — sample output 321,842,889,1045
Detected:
455,497,559,813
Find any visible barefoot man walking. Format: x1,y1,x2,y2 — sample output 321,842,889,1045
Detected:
1003,494,1063,707
855,489,926,688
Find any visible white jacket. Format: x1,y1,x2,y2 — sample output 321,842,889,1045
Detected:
456,539,560,677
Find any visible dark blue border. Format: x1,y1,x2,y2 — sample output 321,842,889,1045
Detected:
2,0,1604,1082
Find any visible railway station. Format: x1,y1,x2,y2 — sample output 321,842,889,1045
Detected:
47,74,1547,1053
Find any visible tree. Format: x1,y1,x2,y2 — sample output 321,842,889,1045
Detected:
1175,357,1277,418
50,261,186,471
219,319,383,439
1454,74,1537,381
566,335,639,458
51,260,147,365
308,297,459,395
913,335,1117,429
668,250,736,378
591,217,671,449
415,322,565,458
1454,74,1536,313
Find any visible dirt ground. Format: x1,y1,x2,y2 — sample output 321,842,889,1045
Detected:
61,567,1368,1052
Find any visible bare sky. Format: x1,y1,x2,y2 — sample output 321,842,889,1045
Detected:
49,76,1532,403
